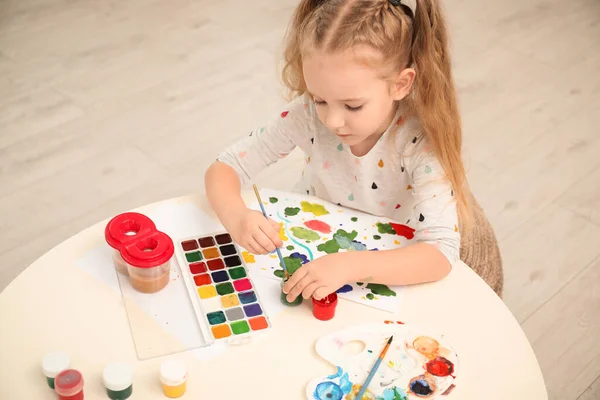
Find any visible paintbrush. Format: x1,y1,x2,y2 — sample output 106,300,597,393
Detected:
355,336,394,400
252,184,289,280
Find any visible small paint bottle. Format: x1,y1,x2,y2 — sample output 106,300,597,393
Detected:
42,351,71,389
312,292,338,321
280,279,303,306
160,360,187,398
122,231,174,293
103,362,133,400
54,369,84,400
105,212,156,275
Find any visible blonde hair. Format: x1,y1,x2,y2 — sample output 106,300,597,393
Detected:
281,0,472,228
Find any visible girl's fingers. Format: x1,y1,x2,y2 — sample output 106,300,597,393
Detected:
301,281,322,299
282,267,308,294
246,237,267,255
258,220,281,251
286,273,314,302
313,286,332,301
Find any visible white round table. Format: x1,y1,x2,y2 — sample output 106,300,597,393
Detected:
0,192,547,399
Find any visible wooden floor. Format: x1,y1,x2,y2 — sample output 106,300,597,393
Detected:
1,0,599,398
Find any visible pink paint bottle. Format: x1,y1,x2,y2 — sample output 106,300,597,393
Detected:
54,369,84,400
121,231,174,294
312,292,338,321
105,212,156,275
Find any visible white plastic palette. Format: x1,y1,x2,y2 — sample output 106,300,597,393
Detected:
174,231,272,345
306,321,459,399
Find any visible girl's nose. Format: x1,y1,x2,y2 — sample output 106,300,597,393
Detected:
326,109,344,131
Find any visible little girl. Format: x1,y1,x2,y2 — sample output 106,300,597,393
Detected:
205,0,503,301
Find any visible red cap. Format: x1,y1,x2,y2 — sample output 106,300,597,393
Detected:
55,369,84,395
105,212,156,250
121,231,174,268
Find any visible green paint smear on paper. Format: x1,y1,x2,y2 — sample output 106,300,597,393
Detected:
269,197,279,204
357,282,364,286
286,245,295,251
376,222,396,235
366,293,375,300
291,226,320,241
273,256,303,278
300,201,330,216
285,207,301,216
351,217,358,222
317,240,341,254
367,283,397,297
318,229,360,254
373,235,382,240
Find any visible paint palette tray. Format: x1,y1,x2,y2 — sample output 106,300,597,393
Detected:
174,232,272,344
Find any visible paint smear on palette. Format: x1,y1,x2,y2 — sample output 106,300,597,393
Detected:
304,220,332,234
269,197,279,204
291,226,321,241
301,201,329,216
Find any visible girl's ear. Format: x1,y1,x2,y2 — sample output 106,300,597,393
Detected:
391,68,416,100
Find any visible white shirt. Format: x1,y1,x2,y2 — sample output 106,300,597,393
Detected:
216,94,460,263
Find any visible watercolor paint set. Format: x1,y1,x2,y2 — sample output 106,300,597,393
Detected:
174,232,272,344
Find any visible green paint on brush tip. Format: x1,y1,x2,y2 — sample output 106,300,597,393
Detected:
273,256,303,278
269,197,278,204
367,283,397,297
284,207,301,216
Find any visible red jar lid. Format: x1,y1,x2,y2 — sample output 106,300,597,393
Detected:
55,369,84,395
105,212,156,250
121,231,174,268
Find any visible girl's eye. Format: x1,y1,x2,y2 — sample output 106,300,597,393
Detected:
346,104,363,111
314,100,327,106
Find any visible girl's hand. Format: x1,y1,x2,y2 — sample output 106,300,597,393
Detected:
282,253,350,301
228,209,283,255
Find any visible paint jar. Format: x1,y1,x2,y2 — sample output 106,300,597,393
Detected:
280,279,303,306
42,351,71,389
105,212,156,275
103,362,133,400
160,360,187,398
312,292,338,321
54,369,84,400
122,231,174,294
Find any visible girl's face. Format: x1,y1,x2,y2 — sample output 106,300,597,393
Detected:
302,47,414,153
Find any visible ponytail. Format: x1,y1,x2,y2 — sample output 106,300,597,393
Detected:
411,0,472,229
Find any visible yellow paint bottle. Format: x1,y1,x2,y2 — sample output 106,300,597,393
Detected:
160,360,187,398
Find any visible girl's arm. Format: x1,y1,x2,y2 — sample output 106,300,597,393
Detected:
343,242,451,285
283,142,460,300
205,95,315,253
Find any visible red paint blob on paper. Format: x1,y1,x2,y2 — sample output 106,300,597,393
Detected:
304,220,332,234
390,223,415,239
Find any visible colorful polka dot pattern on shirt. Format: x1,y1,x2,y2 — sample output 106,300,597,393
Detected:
215,94,460,264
